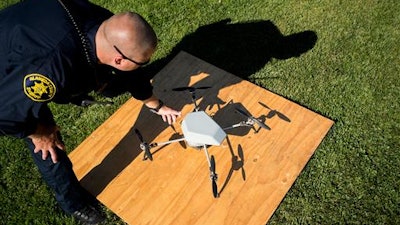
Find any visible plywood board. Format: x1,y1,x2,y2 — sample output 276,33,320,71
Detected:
69,51,333,225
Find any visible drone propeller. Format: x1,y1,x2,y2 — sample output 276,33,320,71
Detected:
258,102,291,122
173,86,212,112
235,107,271,130
172,86,211,92
134,128,153,161
210,155,218,198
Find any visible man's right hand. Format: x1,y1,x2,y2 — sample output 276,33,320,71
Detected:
28,124,65,163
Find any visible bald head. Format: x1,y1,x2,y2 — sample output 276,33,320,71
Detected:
96,12,157,70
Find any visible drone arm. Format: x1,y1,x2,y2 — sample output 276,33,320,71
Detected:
223,124,242,131
222,121,253,131
150,137,186,148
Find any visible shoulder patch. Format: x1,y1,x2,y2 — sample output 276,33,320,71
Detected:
23,74,56,102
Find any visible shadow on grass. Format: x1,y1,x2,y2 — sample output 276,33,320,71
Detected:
147,18,317,80
79,19,315,197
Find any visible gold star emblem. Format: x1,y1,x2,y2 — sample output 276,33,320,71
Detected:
23,74,56,102
28,82,49,98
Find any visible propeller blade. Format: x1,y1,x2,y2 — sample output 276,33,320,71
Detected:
144,147,153,161
134,128,153,161
196,86,212,90
134,128,144,142
212,179,218,198
210,155,216,173
172,86,211,92
210,155,218,198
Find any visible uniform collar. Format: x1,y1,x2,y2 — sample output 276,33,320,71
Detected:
87,24,100,65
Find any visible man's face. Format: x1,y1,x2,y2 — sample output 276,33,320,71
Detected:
113,45,154,71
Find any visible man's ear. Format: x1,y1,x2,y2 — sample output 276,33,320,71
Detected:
114,56,123,65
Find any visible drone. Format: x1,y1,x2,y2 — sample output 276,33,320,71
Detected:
134,86,270,198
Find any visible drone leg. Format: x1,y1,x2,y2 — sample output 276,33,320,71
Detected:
203,145,219,198
203,145,212,167
191,91,200,112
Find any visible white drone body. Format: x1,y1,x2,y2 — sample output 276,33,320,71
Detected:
181,111,227,147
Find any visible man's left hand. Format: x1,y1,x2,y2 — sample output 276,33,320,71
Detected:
157,106,181,124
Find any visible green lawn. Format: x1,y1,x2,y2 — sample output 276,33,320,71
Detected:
1,0,399,224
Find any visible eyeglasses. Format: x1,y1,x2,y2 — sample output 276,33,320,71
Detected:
113,45,150,66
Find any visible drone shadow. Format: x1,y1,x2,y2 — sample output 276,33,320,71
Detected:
218,138,246,197
79,19,312,196
259,101,291,123
211,100,262,136
149,129,187,158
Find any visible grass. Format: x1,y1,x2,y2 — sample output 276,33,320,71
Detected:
1,0,399,224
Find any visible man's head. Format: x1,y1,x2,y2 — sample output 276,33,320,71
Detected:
96,12,157,71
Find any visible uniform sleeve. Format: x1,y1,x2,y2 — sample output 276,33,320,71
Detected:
127,70,154,101
0,58,59,138
97,66,154,101
0,103,55,138
0,0,91,138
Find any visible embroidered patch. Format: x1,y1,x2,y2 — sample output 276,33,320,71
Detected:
23,74,56,102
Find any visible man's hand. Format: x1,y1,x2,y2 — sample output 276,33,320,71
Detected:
144,95,181,124
157,105,181,124
28,124,65,163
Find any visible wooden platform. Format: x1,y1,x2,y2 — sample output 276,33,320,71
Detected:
69,51,333,225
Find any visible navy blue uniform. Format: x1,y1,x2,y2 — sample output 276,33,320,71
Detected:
0,0,153,214
0,0,153,138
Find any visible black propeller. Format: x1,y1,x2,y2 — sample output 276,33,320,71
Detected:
235,107,271,130
173,86,212,112
210,155,218,198
172,86,211,92
134,128,153,161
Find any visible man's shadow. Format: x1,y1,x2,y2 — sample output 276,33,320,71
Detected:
147,18,317,80
80,19,317,196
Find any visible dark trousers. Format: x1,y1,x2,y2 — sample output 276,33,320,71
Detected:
25,137,87,214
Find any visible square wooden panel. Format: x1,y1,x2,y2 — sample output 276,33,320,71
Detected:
69,51,333,225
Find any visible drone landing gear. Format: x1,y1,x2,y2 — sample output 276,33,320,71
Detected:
202,145,219,198
134,128,219,198
135,128,154,161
